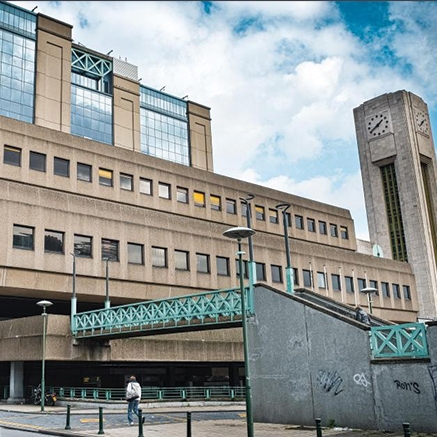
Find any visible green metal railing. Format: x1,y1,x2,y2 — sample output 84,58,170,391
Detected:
73,288,247,338
370,322,429,358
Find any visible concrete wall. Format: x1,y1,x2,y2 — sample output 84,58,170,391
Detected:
249,285,437,432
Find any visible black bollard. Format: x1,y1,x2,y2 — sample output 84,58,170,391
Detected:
315,418,323,437
64,404,71,430
138,408,144,437
98,406,104,435
403,422,411,437
187,411,192,437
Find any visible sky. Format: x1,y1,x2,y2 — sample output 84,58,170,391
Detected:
12,1,437,240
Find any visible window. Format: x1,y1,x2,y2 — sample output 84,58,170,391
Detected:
307,218,316,232
269,209,279,224
210,195,221,211
317,272,326,289
345,276,354,293
216,256,229,276
4,145,21,166
256,262,266,281
303,269,312,288
177,187,188,203
140,178,152,195
159,182,171,199
29,151,46,172
175,250,189,270
295,215,304,229
120,173,133,191
152,247,167,267
74,234,92,258
330,224,338,237
54,157,70,177
370,280,379,295
13,225,34,250
293,267,299,286
331,274,341,291
236,259,248,279
255,206,265,221
285,212,292,227
44,230,64,253
196,253,210,273
77,163,92,182
319,221,327,234
403,285,411,300
226,199,236,214
340,226,349,240
102,238,119,261
99,168,113,187
382,282,390,298
271,265,282,283
241,202,248,217
393,283,401,299
358,278,366,292
128,243,143,264
193,191,205,207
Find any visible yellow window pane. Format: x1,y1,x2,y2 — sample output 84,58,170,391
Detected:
194,191,205,207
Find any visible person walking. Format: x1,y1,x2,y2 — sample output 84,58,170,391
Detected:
126,375,143,426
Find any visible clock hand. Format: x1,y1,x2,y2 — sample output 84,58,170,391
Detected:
369,119,383,133
419,118,425,127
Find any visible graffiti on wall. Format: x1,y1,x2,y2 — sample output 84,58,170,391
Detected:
353,373,371,387
317,370,344,395
393,380,420,394
428,365,437,401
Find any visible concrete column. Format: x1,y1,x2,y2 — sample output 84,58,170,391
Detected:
7,361,25,404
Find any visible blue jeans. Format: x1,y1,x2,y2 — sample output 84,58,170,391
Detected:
127,399,139,423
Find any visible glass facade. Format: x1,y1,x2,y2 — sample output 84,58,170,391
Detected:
140,86,189,166
0,2,36,123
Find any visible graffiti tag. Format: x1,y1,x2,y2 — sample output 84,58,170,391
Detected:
353,373,371,387
394,380,420,394
317,370,344,396
428,365,437,401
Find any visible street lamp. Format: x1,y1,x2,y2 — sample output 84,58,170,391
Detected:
223,226,256,437
70,253,77,333
36,299,53,412
104,257,111,309
275,203,294,293
361,287,378,314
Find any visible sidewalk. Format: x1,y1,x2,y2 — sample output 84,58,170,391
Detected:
0,401,431,437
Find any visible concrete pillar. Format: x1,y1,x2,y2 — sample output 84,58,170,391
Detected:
7,361,25,404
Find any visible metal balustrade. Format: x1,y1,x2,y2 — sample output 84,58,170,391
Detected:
370,322,429,358
72,288,246,338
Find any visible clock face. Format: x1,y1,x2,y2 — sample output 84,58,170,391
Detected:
366,111,392,139
415,109,429,136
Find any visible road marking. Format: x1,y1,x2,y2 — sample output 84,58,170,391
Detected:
80,418,105,423
0,420,44,430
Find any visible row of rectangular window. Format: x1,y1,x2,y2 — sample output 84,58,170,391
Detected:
302,269,411,300
3,144,348,239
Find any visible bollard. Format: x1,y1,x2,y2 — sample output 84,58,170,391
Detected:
64,404,71,430
403,422,411,437
138,408,144,437
98,406,104,435
315,418,322,437
187,411,192,437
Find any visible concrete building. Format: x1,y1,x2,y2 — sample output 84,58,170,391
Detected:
354,91,437,320
0,1,422,395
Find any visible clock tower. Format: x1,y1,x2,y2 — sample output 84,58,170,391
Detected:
354,90,437,320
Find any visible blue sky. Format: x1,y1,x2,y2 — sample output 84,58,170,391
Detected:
13,1,437,240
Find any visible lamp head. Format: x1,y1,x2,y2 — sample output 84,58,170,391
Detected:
361,287,378,295
275,202,291,211
239,193,255,203
223,226,255,240
37,300,53,308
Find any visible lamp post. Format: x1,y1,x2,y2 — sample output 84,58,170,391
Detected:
275,203,294,293
36,299,53,412
223,226,256,437
104,257,111,309
70,253,77,333
239,194,256,290
361,287,378,314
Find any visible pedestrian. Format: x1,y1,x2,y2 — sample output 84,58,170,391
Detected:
355,306,371,326
126,375,144,426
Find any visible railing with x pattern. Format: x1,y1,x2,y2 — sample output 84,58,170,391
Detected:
370,322,429,359
72,287,245,338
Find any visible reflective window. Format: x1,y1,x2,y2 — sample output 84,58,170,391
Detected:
216,256,229,276
382,282,390,298
241,202,248,217
140,86,187,119
120,173,133,191
393,283,401,299
0,2,37,38
226,199,236,214
317,272,326,289
330,223,338,237
29,151,46,172
210,195,221,211
255,206,265,221
271,265,282,283
307,218,316,232
295,215,304,229
140,178,152,195
99,168,113,187
319,221,327,235
303,269,312,287
194,191,205,207
196,253,210,273
341,226,349,240
54,157,69,177
293,267,299,286
345,276,354,293
159,182,171,199
269,209,278,224
128,243,143,264
256,262,266,281
358,278,366,292
175,250,189,270
74,234,92,258
102,238,119,261
236,259,248,279
177,187,188,203
285,212,292,227
3,145,21,166
77,163,92,182
152,246,167,267
403,285,411,300
370,280,379,295
331,274,341,291
13,224,34,250
44,230,64,253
